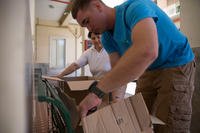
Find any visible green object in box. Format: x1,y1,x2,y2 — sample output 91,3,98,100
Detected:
34,69,74,133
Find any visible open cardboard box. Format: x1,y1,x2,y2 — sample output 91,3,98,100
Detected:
42,75,164,132
59,76,96,104
41,76,95,104
82,93,165,133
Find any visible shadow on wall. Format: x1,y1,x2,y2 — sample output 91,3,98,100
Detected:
191,47,200,133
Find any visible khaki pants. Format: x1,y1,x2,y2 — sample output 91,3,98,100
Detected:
136,61,196,133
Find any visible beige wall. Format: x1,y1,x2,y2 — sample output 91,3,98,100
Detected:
157,0,167,9
36,21,83,67
0,0,33,132
157,0,179,8
180,0,200,48
29,0,35,36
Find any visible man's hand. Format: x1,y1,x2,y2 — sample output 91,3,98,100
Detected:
78,93,102,117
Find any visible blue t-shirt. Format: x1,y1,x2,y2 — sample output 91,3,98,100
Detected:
102,0,194,70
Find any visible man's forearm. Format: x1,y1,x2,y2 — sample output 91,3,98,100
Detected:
97,44,156,94
111,85,127,103
97,18,158,94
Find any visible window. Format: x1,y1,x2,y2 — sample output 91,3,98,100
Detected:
50,38,66,69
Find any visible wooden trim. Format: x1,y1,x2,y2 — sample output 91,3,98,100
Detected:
59,0,73,26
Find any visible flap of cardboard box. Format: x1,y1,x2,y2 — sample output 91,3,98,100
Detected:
82,93,152,133
42,75,64,81
62,76,96,81
150,115,165,125
67,80,95,91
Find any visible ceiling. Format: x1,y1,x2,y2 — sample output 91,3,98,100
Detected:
35,0,70,22
35,0,126,25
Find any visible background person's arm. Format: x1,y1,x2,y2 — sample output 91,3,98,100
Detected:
56,63,80,78
56,49,89,78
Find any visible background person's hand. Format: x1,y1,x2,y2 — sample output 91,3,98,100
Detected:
53,73,63,79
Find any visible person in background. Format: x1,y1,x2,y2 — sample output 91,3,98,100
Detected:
71,0,196,133
56,32,126,106
56,32,110,78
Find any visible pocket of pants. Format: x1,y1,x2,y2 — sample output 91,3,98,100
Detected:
171,83,193,114
172,83,188,92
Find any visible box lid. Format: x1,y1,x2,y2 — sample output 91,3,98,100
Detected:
67,80,95,91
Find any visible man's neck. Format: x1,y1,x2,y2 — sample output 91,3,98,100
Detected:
106,7,116,30
94,44,102,52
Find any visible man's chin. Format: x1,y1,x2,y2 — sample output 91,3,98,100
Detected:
93,29,102,34
92,31,99,34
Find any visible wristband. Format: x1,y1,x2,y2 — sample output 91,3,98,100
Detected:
88,81,105,99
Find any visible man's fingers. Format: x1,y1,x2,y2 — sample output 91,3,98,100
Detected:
78,104,88,118
78,93,102,117
80,110,88,118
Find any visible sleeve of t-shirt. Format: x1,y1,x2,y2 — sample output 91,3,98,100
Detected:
125,1,158,30
75,49,89,67
101,32,118,54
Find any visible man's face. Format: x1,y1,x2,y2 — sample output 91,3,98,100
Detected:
76,2,106,34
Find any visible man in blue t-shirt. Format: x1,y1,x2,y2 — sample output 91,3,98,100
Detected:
72,0,195,132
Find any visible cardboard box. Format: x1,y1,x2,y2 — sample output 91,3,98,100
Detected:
42,75,164,132
59,76,95,104
81,93,159,133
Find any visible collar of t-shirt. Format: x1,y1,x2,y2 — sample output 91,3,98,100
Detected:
90,45,104,53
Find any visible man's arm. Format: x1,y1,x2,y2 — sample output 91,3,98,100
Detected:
56,63,80,78
79,18,158,117
108,52,127,102
109,52,120,67
98,18,158,93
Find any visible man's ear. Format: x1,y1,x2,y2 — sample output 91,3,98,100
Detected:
91,0,103,12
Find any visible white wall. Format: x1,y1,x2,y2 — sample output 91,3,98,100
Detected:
29,0,35,36
0,0,33,132
180,0,200,48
